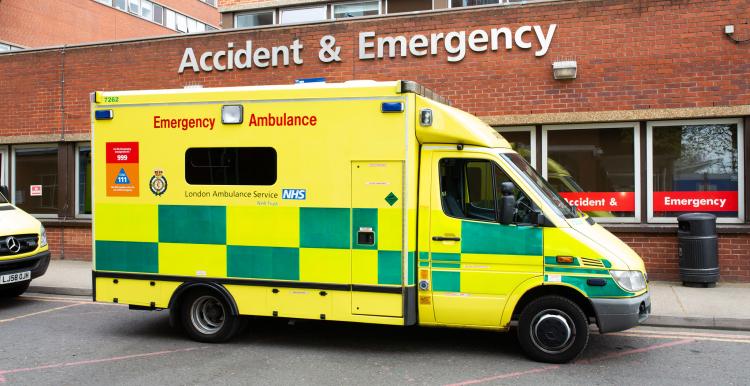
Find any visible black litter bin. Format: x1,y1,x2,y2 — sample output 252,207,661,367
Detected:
677,213,719,288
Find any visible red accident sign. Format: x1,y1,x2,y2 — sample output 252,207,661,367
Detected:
559,192,635,212
653,191,738,212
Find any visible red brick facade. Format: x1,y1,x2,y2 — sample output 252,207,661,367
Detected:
1,0,748,280
0,0,219,48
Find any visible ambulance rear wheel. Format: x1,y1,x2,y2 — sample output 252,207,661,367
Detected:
180,289,242,343
517,295,589,363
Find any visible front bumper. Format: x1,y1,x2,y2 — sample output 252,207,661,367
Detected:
591,291,651,333
0,250,51,282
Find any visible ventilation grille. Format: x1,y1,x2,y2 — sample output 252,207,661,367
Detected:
580,257,605,268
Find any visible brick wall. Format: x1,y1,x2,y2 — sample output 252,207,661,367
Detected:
0,0,174,48
2,0,748,136
46,227,92,261
615,232,750,282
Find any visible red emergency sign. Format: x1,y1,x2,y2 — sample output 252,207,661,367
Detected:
653,191,737,212
558,192,635,212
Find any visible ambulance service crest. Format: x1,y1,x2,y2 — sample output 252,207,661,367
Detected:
149,169,167,196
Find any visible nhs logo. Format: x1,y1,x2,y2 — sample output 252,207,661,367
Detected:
282,189,307,200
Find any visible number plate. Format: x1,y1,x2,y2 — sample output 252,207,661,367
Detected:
0,271,31,285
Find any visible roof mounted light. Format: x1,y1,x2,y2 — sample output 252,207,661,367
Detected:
95,110,114,120
381,102,404,113
222,105,243,124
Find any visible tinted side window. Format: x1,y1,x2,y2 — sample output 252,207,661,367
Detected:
185,147,277,185
439,158,496,221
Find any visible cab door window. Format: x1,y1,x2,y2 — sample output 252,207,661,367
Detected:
439,158,535,224
440,159,496,221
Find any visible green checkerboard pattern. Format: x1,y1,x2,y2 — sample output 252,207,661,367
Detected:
96,205,415,286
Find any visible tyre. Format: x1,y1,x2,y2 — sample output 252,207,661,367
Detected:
0,281,30,298
517,295,589,363
179,288,243,343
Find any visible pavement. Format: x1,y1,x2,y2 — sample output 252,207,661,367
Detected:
27,259,750,331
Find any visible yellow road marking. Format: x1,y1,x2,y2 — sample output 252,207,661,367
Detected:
612,331,750,344
0,303,84,324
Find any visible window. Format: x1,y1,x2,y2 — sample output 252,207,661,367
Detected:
439,158,535,223
165,9,176,30
647,119,744,223
96,0,114,6
185,147,277,185
187,18,197,33
0,44,9,52
200,0,216,6
176,13,188,32
140,0,153,20
280,5,327,24
543,123,640,221
77,145,92,217
114,0,127,11
195,22,206,32
235,11,275,28
12,146,59,216
0,146,7,189
450,0,501,7
387,0,432,13
497,126,536,168
333,1,380,18
128,0,140,14
152,3,164,24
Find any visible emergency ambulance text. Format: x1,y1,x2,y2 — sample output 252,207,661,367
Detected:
154,116,216,131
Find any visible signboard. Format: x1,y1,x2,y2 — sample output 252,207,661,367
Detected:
559,192,635,212
178,24,558,73
653,191,737,212
30,185,42,197
106,142,139,197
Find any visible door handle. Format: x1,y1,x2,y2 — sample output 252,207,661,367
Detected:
432,236,461,242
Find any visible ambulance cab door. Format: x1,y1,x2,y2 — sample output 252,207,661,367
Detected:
427,151,544,327
350,161,405,318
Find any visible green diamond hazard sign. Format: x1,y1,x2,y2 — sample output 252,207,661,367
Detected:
385,192,399,206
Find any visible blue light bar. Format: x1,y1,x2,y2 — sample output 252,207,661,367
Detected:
295,77,326,84
95,110,114,120
381,102,404,113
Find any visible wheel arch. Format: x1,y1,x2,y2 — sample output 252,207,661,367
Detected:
168,282,240,319
510,283,597,325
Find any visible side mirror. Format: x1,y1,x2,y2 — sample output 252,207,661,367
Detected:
499,182,516,225
0,185,8,200
531,211,546,227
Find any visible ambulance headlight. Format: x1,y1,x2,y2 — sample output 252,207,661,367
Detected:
610,270,646,292
40,225,48,247
222,105,243,124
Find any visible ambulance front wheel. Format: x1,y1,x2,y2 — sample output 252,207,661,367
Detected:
180,288,243,343
517,295,589,363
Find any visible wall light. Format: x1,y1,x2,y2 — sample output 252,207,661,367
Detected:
552,60,578,80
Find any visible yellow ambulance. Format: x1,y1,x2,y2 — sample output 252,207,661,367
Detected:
91,81,650,363
0,187,50,297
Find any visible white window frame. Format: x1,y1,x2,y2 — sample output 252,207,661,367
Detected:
0,146,8,188
76,143,92,219
234,10,276,28
279,5,329,25
332,0,382,19
646,118,745,224
496,126,537,169
11,144,60,219
542,122,641,223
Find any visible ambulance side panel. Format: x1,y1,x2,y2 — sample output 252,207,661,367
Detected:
93,88,419,325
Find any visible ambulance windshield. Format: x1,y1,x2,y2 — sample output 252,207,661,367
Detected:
500,153,577,219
